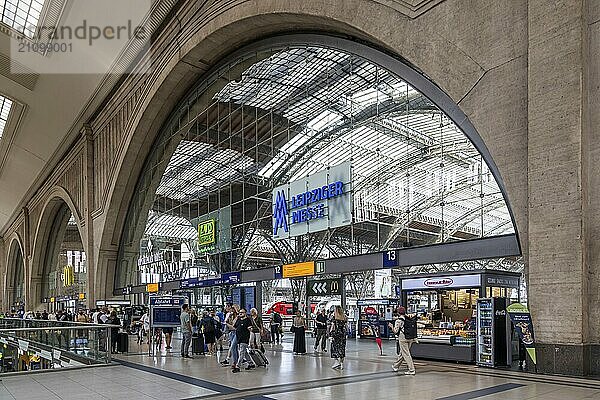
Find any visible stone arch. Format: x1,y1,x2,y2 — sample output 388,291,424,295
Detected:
93,3,527,295
4,233,25,310
29,187,86,309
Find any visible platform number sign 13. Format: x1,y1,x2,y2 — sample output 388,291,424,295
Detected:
383,250,399,268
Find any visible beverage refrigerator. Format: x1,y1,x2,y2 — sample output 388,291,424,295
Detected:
476,297,510,367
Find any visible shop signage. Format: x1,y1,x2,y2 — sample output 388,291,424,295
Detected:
307,278,342,296
424,278,454,288
283,261,315,278
507,303,537,365
96,300,131,306
272,162,352,240
485,275,519,288
198,219,216,246
402,274,481,290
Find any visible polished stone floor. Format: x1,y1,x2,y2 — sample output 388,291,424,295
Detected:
1,335,599,400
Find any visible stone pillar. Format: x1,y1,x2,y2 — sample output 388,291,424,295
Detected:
82,125,96,308
527,0,599,375
0,238,5,310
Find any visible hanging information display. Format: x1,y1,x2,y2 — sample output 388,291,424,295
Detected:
272,162,352,240
282,261,315,278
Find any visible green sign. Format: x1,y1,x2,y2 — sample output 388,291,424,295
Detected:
198,219,216,247
507,303,537,365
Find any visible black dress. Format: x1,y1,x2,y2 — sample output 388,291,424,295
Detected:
330,319,347,359
292,316,306,354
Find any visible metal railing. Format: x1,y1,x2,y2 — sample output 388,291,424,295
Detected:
0,318,116,369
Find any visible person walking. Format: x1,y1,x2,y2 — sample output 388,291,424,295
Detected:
389,306,416,375
232,308,255,372
330,306,348,370
249,308,263,351
292,310,307,355
313,309,328,352
180,304,192,358
221,305,239,366
269,311,282,344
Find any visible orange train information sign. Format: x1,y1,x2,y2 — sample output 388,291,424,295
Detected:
147,283,159,293
283,261,315,278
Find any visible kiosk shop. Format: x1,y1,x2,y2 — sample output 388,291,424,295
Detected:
398,270,520,363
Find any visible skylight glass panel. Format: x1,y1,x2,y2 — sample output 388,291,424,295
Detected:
0,95,13,139
1,0,44,38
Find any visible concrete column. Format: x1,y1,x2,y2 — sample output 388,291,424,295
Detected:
0,238,5,310
82,125,96,308
527,0,598,375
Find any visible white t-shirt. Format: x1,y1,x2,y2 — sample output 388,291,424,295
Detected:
141,313,150,330
92,311,100,324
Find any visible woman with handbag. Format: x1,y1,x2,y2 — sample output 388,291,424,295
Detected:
292,310,307,354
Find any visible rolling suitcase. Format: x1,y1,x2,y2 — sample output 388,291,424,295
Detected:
192,334,205,355
248,348,269,367
260,329,272,343
117,332,129,353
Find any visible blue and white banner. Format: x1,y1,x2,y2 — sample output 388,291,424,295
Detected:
272,162,352,240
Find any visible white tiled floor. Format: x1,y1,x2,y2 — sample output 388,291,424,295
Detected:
1,337,599,400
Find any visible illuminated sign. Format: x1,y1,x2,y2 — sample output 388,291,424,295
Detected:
402,274,481,290
283,261,315,278
273,162,352,240
147,283,159,293
198,219,216,246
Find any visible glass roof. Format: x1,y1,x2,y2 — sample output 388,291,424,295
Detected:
0,95,12,139
146,45,514,251
0,0,44,37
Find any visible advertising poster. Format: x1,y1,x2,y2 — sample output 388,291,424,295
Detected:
374,269,392,298
507,303,537,365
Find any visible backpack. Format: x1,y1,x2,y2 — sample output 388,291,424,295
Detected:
203,318,215,333
273,313,282,324
402,315,417,340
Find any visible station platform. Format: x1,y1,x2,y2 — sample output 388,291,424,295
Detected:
1,337,599,400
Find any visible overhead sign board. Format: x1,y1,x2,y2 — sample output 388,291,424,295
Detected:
149,296,186,306
283,261,315,278
307,278,342,296
401,274,481,290
272,162,352,240
222,272,241,284
180,272,241,289
147,283,159,293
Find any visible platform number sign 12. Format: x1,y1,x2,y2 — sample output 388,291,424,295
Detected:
274,265,283,279
383,250,399,268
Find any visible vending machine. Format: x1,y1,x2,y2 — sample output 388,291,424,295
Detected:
476,297,510,367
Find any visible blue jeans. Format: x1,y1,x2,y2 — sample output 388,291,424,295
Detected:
230,332,239,365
